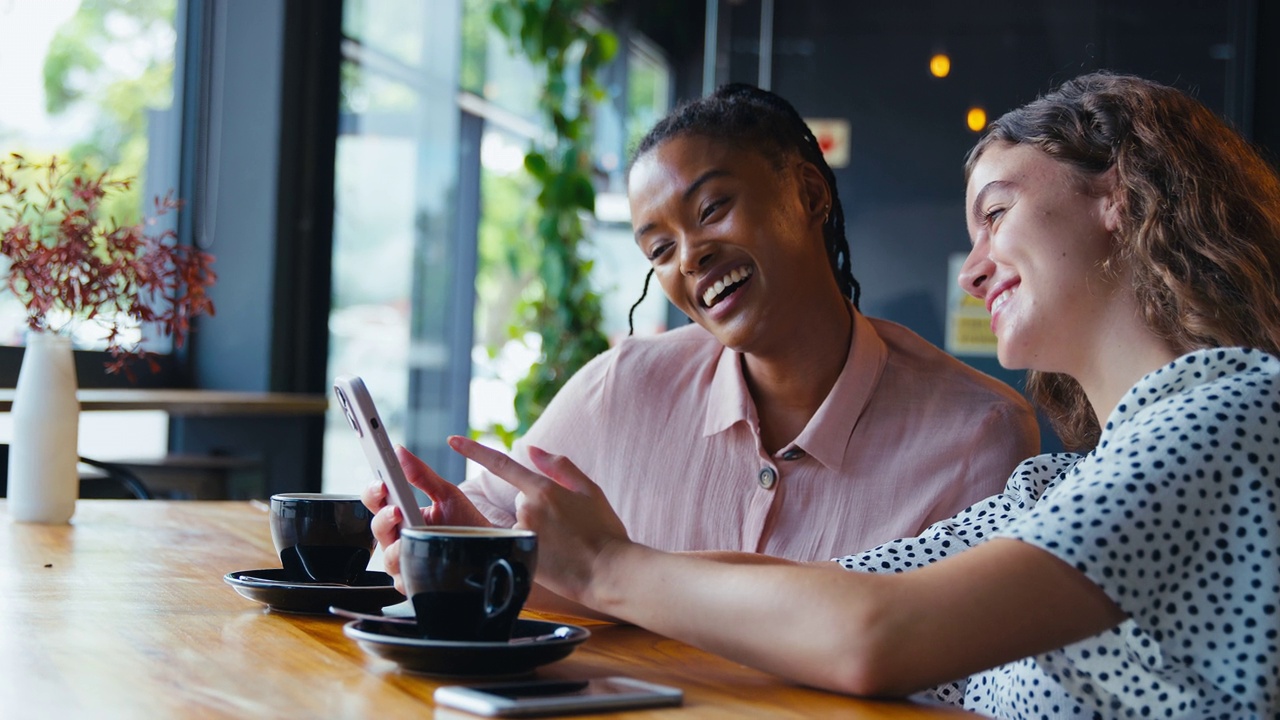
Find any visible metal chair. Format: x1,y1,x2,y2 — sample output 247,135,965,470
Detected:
76,455,155,500
0,444,155,500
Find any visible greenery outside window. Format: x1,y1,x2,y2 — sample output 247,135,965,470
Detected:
0,0,183,365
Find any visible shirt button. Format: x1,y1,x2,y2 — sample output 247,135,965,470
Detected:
780,448,806,461
758,467,777,489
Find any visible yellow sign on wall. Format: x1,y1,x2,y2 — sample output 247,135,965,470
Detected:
945,253,999,356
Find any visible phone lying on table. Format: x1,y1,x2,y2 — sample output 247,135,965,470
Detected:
433,677,683,717
333,375,423,528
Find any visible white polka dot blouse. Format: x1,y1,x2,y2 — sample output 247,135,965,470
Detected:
837,347,1280,719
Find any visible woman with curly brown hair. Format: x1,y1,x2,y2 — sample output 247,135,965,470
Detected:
972,72,1280,452
452,72,1280,718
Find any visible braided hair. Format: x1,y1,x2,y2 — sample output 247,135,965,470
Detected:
626,83,860,335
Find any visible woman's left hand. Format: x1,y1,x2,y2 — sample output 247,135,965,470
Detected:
445,435,631,606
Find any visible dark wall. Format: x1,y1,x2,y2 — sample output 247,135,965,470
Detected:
769,1,1243,339
634,0,1260,451
168,0,339,496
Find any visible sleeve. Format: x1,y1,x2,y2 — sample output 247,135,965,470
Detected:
459,347,619,527
956,398,1043,498
906,396,1045,532
833,452,1080,710
833,452,1080,572
994,399,1280,715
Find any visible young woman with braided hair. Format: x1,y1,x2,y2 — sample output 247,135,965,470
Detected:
625,83,861,329
364,84,1039,618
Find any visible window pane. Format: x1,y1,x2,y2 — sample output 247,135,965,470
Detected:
627,44,670,155
326,1,466,494
0,0,181,351
325,69,416,495
470,126,539,436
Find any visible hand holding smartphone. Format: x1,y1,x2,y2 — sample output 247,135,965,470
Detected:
433,677,683,717
333,375,424,528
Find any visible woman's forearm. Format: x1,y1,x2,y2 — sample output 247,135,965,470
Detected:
525,582,621,622
585,541,897,695
582,538,1127,698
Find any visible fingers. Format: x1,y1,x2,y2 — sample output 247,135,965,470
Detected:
447,435,552,494
370,503,403,550
396,445,460,505
361,478,387,515
370,506,405,592
527,446,597,494
446,436,595,497
382,538,404,594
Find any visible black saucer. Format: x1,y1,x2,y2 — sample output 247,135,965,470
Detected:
224,568,405,614
343,618,590,676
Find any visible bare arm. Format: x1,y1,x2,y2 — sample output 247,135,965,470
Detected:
449,435,1126,697
589,536,1123,695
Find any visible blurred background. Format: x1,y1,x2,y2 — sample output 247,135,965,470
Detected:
0,0,1275,498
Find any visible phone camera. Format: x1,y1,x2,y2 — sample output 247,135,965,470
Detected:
333,385,361,433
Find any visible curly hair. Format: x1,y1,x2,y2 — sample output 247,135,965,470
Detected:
627,84,859,333
965,72,1280,450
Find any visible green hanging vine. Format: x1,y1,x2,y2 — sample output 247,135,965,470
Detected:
489,0,617,440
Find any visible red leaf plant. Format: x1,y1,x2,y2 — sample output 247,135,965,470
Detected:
0,153,216,379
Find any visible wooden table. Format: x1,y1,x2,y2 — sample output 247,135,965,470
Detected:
0,501,978,719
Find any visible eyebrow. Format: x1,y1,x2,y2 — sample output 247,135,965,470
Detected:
969,180,1014,224
634,168,732,242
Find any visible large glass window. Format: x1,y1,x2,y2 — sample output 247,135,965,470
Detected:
0,0,182,354
465,6,674,442
0,0,183,462
325,0,443,494
323,0,672,493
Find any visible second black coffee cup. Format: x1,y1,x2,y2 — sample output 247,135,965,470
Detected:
400,526,537,641
269,493,376,584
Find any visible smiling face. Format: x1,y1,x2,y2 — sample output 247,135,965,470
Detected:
628,134,839,354
959,142,1124,374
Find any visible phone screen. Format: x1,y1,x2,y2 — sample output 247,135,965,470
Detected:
483,679,619,698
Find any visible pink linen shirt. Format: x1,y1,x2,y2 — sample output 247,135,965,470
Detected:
462,310,1040,561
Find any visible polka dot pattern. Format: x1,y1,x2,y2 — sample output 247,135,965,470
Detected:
836,348,1280,718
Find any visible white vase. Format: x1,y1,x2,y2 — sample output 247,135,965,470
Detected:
8,332,80,524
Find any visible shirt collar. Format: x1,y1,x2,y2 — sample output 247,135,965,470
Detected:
794,310,887,470
703,344,753,438
1100,347,1279,440
701,307,888,471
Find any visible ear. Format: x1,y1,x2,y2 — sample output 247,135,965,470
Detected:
796,161,832,220
1097,166,1122,233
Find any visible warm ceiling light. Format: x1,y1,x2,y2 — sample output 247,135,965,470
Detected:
929,53,951,78
967,106,987,132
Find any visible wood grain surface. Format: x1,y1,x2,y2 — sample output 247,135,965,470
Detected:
0,501,980,719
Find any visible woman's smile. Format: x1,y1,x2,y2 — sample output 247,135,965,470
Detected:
961,143,1122,373
627,135,844,354
699,264,754,309
986,279,1020,333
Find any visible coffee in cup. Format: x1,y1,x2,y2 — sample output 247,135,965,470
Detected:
400,526,537,641
269,493,376,584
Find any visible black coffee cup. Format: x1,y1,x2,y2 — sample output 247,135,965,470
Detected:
269,493,376,584
400,526,537,641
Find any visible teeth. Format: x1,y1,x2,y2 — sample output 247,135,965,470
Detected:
991,287,1015,313
702,266,754,308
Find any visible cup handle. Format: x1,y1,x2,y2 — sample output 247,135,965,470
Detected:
483,558,516,618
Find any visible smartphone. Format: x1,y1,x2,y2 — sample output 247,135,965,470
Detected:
333,375,423,528
433,677,683,717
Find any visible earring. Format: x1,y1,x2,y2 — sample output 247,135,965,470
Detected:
822,204,831,223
